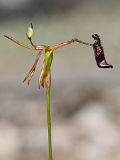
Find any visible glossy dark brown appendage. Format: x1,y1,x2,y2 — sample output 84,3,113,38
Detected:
92,34,113,68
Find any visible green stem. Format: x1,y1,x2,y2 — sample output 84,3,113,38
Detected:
46,88,53,160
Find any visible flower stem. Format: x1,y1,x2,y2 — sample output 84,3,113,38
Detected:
46,88,53,160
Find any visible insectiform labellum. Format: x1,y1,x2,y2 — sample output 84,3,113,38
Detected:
92,34,113,68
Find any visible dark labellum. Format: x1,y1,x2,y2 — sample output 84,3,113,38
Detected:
92,34,113,68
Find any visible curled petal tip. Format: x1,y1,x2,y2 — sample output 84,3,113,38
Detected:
38,84,41,89
42,83,44,88
23,77,27,83
27,81,30,85
4,35,8,38
4,35,10,39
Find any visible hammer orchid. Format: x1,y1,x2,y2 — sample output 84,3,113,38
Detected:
4,24,113,160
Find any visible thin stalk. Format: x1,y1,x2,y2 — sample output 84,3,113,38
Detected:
46,88,53,160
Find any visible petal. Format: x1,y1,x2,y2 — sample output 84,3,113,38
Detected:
23,50,43,84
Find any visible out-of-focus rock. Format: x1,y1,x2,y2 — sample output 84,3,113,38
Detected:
72,103,120,160
0,121,21,160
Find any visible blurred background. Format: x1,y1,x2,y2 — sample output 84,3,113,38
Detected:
1,0,120,160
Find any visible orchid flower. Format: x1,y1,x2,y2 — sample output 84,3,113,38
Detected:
4,26,113,89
